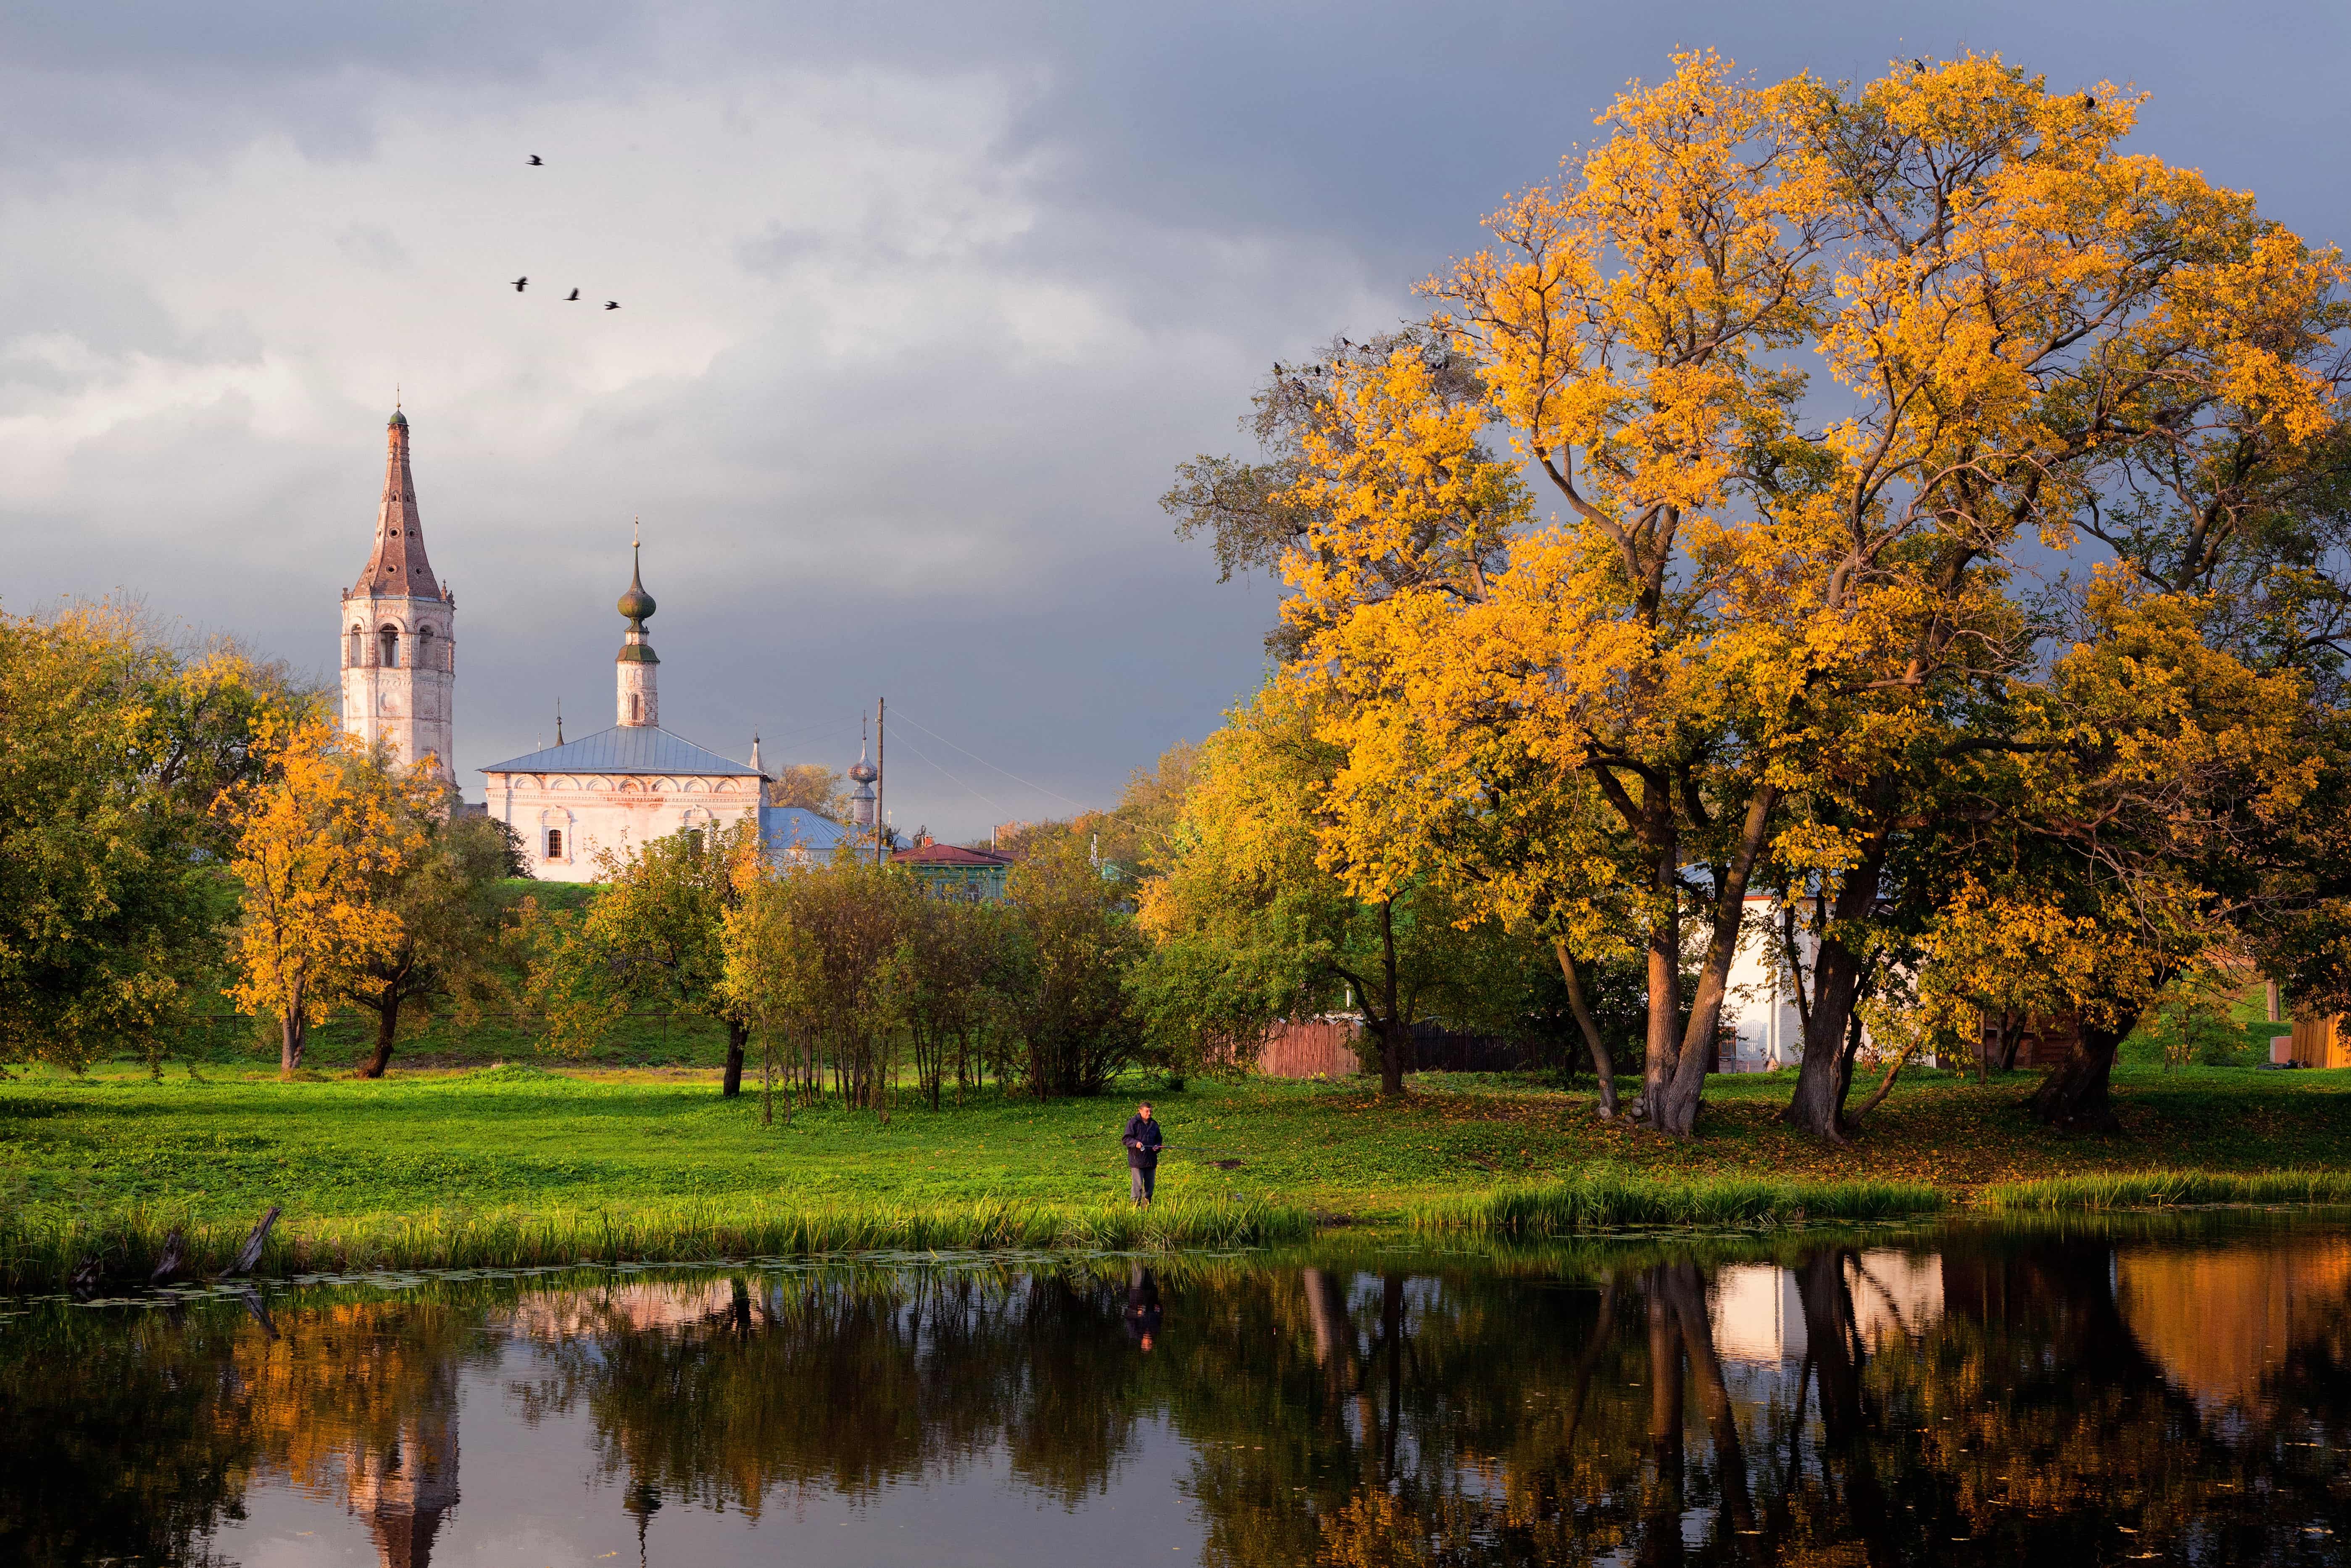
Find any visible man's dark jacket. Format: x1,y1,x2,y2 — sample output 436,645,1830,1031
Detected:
1122,1113,1162,1171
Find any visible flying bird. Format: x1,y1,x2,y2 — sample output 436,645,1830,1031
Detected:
566,288,580,301
528,154,544,166
605,300,621,310
511,276,528,292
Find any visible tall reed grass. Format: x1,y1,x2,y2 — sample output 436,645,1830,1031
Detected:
1405,1172,1941,1239
1978,1168,2351,1211
0,1195,1316,1292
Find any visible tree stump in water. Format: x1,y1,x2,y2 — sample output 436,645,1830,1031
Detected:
148,1227,187,1286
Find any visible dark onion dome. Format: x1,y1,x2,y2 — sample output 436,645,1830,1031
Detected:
616,545,656,625
388,408,408,429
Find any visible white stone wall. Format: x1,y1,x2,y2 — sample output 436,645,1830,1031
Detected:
339,589,455,782
485,771,761,882
1720,896,1805,1071
616,657,658,728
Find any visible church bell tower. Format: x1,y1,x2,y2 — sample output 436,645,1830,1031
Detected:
341,407,457,781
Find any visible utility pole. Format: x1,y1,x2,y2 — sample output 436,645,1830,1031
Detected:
875,695,886,867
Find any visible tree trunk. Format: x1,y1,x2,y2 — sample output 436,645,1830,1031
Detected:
1637,796,1682,1125
1780,847,1885,1141
278,981,306,1078
1651,786,1779,1137
1377,900,1406,1099
722,1019,748,1098
1555,942,1619,1118
2027,1017,2128,1132
358,992,401,1079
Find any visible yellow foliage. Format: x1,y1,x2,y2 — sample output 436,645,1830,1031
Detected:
221,718,428,1073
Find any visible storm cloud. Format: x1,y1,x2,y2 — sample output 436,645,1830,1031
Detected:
4,0,2344,836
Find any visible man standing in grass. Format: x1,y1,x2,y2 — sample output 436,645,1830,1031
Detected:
1123,1101,1163,1206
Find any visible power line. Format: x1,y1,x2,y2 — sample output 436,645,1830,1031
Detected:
892,710,1091,813
888,733,1011,819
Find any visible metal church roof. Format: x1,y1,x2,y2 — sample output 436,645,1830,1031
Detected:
762,806,846,860
479,724,763,777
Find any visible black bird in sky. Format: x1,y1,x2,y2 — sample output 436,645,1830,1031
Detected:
605,300,621,310
528,155,544,166
1912,58,1925,72
566,288,580,301
511,276,528,292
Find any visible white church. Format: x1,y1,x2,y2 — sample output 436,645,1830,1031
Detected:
337,406,847,881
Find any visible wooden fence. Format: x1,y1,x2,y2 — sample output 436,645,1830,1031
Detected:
1256,1018,1362,1078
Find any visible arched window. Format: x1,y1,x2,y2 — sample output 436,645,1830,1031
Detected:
545,829,563,859
347,626,363,667
379,626,400,668
417,626,437,671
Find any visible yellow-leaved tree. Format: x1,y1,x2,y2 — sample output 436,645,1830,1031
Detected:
223,719,426,1076
1247,50,2347,1138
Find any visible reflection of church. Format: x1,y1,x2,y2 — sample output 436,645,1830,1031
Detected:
336,408,846,878
346,1410,460,1568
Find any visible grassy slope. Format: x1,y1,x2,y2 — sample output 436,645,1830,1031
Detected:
5,1061,2347,1236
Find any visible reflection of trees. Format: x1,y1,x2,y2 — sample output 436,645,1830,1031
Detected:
0,1296,492,1568
9,1226,2351,1566
0,1307,257,1567
510,1268,1157,1518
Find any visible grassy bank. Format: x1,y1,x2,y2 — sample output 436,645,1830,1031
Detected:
1979,1168,2351,1211
0,1194,1314,1292
5,1058,2348,1288
1407,1173,1942,1237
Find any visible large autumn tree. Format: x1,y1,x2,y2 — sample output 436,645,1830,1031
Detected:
1189,50,2348,1139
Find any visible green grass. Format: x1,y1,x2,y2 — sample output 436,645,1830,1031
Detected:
1406,1172,1942,1237
0,1194,1312,1292
6,1055,2351,1289
1978,1168,2351,1211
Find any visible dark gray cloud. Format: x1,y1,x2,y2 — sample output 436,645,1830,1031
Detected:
4,0,2346,838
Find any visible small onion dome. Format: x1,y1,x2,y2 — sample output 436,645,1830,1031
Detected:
848,759,879,783
616,546,657,625
388,408,408,429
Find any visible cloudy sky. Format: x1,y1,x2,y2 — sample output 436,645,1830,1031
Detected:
5,1,2346,839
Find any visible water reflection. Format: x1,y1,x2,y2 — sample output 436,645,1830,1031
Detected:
3,1217,2349,1566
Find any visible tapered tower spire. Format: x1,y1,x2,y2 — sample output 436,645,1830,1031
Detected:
351,407,442,600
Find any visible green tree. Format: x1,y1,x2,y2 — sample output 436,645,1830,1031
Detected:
1002,835,1147,1097
721,846,919,1118
0,603,316,1071
533,820,761,1096
340,812,525,1078
1135,683,1525,1098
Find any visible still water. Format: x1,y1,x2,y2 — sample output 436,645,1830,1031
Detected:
5,1213,2348,1566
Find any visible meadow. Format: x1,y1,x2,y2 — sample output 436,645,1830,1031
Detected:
5,1054,2348,1286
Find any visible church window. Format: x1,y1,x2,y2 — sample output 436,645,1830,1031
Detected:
418,626,437,671
630,693,641,721
545,829,563,859
380,626,400,668
348,626,362,667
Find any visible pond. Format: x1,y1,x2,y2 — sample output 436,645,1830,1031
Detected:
4,1213,2348,1566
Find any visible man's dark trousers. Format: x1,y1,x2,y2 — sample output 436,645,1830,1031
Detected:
1123,1113,1162,1204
